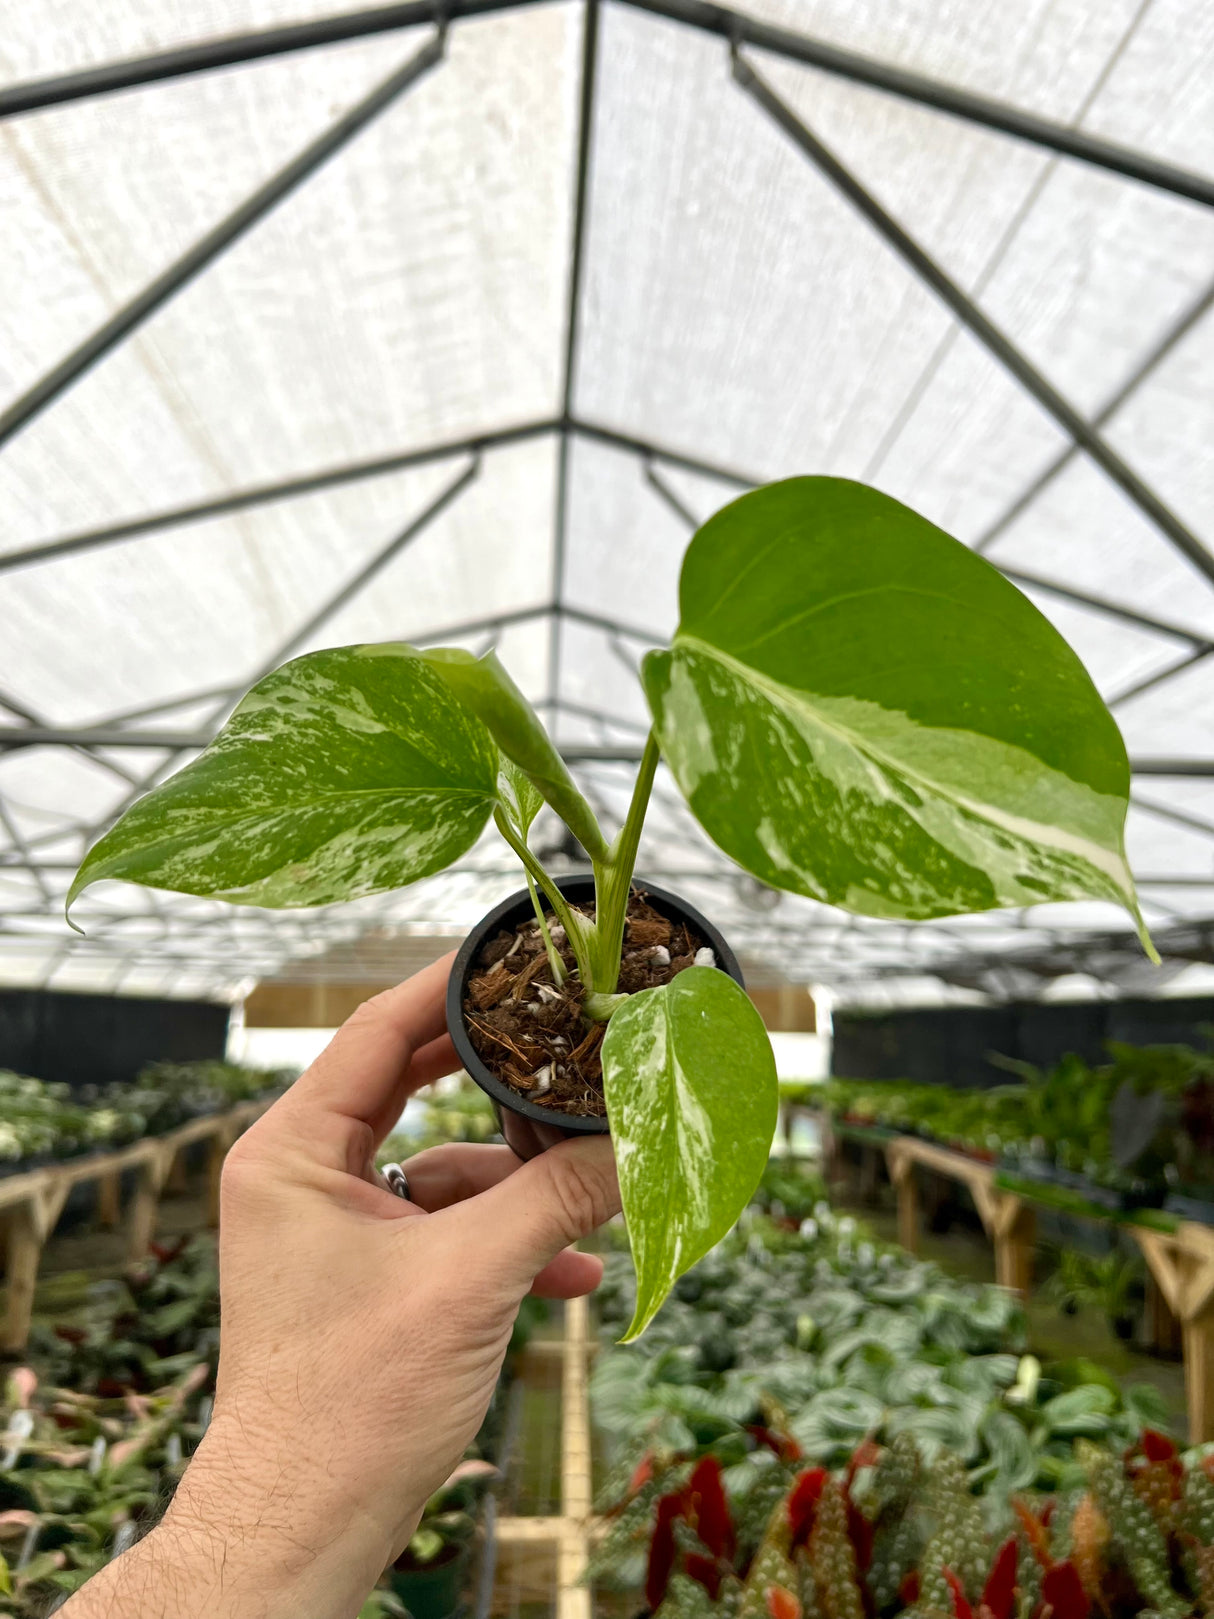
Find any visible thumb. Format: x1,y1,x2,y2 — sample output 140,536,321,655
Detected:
450,1137,621,1295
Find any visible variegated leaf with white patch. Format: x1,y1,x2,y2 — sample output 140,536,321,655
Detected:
642,477,1152,953
602,966,777,1340
68,644,499,917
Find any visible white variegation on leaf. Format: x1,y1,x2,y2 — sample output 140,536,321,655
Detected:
642,476,1153,958
67,644,499,918
496,756,544,841
602,966,777,1340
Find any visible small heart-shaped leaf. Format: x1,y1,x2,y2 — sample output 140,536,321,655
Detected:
602,966,777,1340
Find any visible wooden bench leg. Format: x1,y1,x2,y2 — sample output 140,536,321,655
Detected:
886,1151,918,1255
857,1144,881,1205
96,1171,121,1228
896,1169,918,1255
166,1150,189,1195
994,1208,1036,1296
2,1183,70,1352
1185,1307,1214,1445
1146,1272,1182,1357
126,1149,173,1263
3,1201,43,1353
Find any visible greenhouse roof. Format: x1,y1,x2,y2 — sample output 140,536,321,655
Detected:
0,0,1212,1005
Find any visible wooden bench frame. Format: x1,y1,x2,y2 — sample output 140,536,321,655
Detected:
0,1099,272,1352
819,1113,1214,1444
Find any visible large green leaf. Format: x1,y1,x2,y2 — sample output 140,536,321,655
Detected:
68,644,499,916
602,967,777,1341
642,478,1150,949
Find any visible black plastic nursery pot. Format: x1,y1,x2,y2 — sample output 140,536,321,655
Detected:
389,1543,469,1619
447,874,744,1161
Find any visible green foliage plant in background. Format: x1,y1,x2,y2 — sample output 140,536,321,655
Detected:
68,478,1152,1335
0,1062,291,1171
820,1037,1214,1209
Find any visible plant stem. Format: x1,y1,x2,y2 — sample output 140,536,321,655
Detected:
584,731,660,1012
492,809,595,981
527,873,566,986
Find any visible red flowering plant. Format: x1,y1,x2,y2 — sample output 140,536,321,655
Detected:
590,1432,1214,1619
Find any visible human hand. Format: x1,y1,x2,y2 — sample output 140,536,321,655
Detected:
64,954,620,1619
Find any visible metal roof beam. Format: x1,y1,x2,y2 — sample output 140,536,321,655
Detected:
0,0,529,118
0,727,206,752
998,568,1210,649
975,272,1214,557
0,31,446,450
550,0,602,711
732,50,1214,591
1132,760,1214,776
0,729,652,761
571,417,757,489
2,418,754,579
4,0,1212,211
0,418,555,575
636,0,1214,208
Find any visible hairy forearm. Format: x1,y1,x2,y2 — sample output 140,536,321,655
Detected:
60,1421,402,1619
61,1511,381,1619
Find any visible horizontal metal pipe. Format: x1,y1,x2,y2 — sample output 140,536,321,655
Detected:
651,0,1214,208
0,0,525,118
4,0,1211,211
0,419,556,575
1131,760,1214,776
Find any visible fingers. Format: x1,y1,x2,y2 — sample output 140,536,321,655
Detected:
409,1034,461,1090
398,1143,523,1211
394,1143,606,1298
531,1249,604,1299
282,954,456,1141
447,1137,621,1296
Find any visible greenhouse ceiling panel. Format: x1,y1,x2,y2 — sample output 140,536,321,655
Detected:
0,0,1211,1003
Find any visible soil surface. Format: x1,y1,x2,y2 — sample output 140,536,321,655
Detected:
462,893,708,1117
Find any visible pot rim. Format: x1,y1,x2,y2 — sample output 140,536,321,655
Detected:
446,872,744,1132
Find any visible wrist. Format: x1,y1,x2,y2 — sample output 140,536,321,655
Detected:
157,1418,404,1619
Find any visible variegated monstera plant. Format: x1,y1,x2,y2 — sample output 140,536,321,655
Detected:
70,479,1152,1337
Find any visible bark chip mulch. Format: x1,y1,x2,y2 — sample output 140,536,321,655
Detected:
461,893,708,1117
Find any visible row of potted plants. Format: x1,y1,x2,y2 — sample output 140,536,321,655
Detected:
588,1177,1179,1611
0,1060,294,1174
810,1040,1214,1216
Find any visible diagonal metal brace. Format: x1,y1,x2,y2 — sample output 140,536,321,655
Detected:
0,29,447,451
730,48,1214,590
